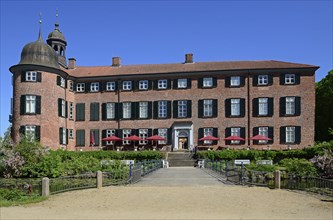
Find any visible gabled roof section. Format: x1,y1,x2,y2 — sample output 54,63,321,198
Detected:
66,60,319,78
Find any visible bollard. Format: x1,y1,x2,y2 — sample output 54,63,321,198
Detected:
96,171,102,189
130,163,133,178
42,177,50,197
274,170,281,189
225,160,228,178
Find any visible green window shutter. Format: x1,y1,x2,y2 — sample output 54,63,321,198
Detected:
280,127,286,144
101,103,106,120
56,76,61,86
36,96,41,114
76,103,85,121
58,98,62,117
92,129,100,146
253,127,259,145
225,77,230,87
59,127,63,144
147,102,153,119
198,128,204,144
198,100,203,118
21,72,26,82
35,126,41,141
268,127,274,144
187,100,192,118
212,77,217,88
173,101,178,118
295,97,301,116
166,101,171,119
280,97,286,116
225,99,231,117
20,95,26,115
225,127,231,145
66,129,69,144
252,98,258,116
37,72,42,82
153,101,158,119
240,98,245,117
187,79,192,89
295,126,301,144
268,98,274,117
198,78,203,88
212,99,218,118
76,130,85,146
90,103,99,121
65,101,68,118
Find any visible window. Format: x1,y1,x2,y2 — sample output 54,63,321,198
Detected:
285,97,295,115
123,81,132,90
25,125,36,141
231,99,240,116
90,82,99,92
106,82,116,91
230,76,240,86
158,80,167,89
286,127,295,143
69,102,74,120
139,80,148,90
69,129,74,139
158,128,167,144
90,103,100,121
258,75,268,85
259,98,268,115
122,129,131,145
203,100,213,117
69,81,74,91
76,103,85,121
203,78,213,87
178,100,187,118
285,74,295,84
158,101,167,118
26,71,37,81
231,128,241,144
90,129,100,146
259,127,268,144
139,102,148,118
26,95,36,114
60,77,66,88
203,128,213,144
76,83,85,92
177,79,187,88
106,103,115,119
59,99,66,117
106,129,115,145
123,103,131,119
76,129,85,146
59,127,67,145
139,129,148,145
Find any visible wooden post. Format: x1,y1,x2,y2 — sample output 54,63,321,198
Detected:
42,177,50,196
274,170,281,189
96,171,102,189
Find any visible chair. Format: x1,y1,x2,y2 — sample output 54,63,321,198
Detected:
198,160,205,168
162,160,169,168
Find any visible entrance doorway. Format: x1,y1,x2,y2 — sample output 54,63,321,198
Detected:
172,122,193,151
178,137,188,150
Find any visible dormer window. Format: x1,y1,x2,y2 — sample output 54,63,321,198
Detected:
203,78,213,87
26,71,37,81
77,83,85,92
90,82,99,92
123,81,132,90
258,75,268,85
285,74,295,84
158,80,167,89
106,82,116,91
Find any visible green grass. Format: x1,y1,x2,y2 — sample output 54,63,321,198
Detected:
0,195,47,207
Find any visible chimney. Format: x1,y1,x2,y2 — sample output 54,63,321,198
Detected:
185,53,193,63
112,57,121,67
68,58,76,69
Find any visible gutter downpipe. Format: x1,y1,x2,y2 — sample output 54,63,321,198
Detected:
247,71,251,148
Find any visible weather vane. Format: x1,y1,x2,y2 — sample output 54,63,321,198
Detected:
39,12,42,24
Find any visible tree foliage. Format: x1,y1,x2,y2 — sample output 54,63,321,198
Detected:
316,70,333,141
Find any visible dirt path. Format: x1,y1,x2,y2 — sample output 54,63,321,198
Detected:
1,185,332,220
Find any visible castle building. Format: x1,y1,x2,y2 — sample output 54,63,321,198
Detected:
9,20,318,151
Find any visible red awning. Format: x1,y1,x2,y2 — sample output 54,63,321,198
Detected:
124,135,144,141
102,135,122,142
199,135,220,141
224,136,245,141
250,134,272,141
146,135,165,141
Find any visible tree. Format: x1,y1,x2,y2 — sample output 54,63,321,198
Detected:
315,70,333,141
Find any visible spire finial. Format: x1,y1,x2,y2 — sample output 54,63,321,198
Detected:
38,12,43,41
55,9,59,30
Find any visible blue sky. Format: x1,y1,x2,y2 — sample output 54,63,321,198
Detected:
0,0,332,137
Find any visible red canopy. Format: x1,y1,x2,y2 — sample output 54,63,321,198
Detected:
102,135,122,142
146,135,165,141
90,132,95,146
250,135,271,141
224,136,245,141
199,135,220,141
124,135,144,141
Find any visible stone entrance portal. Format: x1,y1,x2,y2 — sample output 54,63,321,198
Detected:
172,122,193,151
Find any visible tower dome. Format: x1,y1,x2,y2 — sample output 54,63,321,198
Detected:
47,23,66,44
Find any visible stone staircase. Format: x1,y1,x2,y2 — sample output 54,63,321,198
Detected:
167,152,195,167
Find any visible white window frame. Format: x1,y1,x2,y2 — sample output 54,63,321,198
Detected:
139,129,148,145
203,78,213,88
258,98,268,116
203,99,213,117
158,101,167,118
285,74,295,84
258,75,268,85
25,125,36,141
61,99,66,117
178,100,187,118
123,102,131,119
61,128,67,145
69,102,74,120
106,103,115,119
26,71,37,82
139,102,148,119
158,128,167,144
258,127,268,144
69,81,74,91
90,82,99,92
158,79,167,89
286,97,295,115
286,127,295,143
122,129,131,145
106,129,115,145
230,76,240,86
69,129,74,139
203,128,213,144
123,81,132,90
76,83,85,92
139,80,148,90
231,99,240,116
106,82,116,91
178,79,187,88
231,127,241,144
26,95,36,114
60,77,66,88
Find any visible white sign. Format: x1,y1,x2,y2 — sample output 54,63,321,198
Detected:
234,159,250,165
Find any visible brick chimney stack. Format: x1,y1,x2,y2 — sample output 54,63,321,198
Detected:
112,57,121,67
68,58,76,69
185,53,193,63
